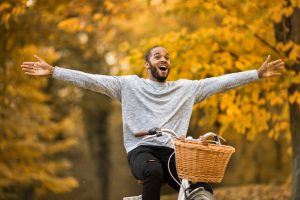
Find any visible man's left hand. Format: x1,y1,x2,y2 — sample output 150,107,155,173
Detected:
257,55,285,78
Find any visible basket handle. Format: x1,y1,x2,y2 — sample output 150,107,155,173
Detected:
200,132,225,145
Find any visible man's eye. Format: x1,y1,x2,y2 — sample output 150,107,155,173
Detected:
155,56,160,59
165,57,169,60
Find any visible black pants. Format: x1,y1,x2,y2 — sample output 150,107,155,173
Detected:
127,145,213,200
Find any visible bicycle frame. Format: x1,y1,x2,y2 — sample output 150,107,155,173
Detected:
178,179,190,200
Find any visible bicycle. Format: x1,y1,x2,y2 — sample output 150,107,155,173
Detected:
123,128,235,200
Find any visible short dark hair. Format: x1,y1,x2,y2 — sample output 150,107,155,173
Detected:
145,46,164,63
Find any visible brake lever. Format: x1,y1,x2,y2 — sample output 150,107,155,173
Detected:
142,134,158,140
142,132,164,140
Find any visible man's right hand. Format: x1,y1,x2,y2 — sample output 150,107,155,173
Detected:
21,55,54,76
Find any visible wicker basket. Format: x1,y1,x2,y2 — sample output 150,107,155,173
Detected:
174,139,235,183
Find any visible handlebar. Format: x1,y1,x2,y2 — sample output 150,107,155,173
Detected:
134,128,225,145
134,131,148,137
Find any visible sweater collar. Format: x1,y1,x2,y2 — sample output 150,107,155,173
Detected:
146,79,168,87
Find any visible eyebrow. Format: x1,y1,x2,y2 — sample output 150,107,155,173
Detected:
153,53,169,56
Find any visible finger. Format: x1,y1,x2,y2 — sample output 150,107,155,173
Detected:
272,61,285,67
263,55,271,64
34,54,44,62
24,72,37,76
271,72,282,76
276,66,286,71
269,59,283,65
21,63,35,67
21,67,35,73
21,65,34,70
22,62,35,65
273,63,285,69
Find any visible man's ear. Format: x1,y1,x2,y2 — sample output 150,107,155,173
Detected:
144,61,150,70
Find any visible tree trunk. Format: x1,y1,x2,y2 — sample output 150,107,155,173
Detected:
0,60,6,132
0,25,7,132
275,7,300,200
288,8,300,200
82,92,111,200
289,84,300,200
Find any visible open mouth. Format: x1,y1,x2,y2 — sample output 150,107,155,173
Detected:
158,65,168,71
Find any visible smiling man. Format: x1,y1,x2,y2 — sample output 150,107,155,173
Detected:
145,46,171,82
21,46,285,200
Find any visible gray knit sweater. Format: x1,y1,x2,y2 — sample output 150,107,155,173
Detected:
53,67,258,153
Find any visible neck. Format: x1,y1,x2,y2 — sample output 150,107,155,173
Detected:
147,72,167,83
148,77,166,83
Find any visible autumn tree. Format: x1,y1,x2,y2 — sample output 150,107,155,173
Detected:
275,6,300,200
0,0,95,198
2,0,299,199
1,0,169,199
125,0,300,199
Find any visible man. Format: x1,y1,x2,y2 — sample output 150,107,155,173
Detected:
21,46,285,200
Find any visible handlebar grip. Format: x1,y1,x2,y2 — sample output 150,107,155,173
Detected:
134,132,148,137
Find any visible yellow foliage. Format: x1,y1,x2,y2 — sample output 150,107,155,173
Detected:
1,22,79,198
289,91,300,104
292,0,300,8
58,17,82,33
0,2,11,12
288,44,300,63
0,1,26,26
125,0,300,143
2,0,298,197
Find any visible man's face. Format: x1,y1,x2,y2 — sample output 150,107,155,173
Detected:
146,47,171,82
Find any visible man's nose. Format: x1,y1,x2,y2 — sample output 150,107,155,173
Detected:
160,57,167,62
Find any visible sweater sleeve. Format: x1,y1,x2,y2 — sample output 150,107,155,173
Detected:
192,70,259,104
52,66,122,101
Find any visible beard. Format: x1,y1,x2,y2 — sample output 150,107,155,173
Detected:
149,63,170,82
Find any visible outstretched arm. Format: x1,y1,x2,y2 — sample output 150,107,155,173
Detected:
20,55,123,100
21,55,54,76
193,55,285,103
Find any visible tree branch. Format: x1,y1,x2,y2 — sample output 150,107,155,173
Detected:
253,33,282,56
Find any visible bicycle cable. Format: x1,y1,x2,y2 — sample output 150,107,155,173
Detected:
167,151,181,187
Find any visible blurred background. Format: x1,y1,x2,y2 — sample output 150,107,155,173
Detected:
1,0,300,199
